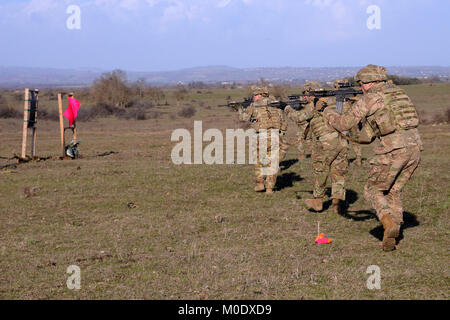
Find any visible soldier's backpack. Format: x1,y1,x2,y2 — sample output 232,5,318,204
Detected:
254,98,283,130
367,84,419,137
382,86,419,130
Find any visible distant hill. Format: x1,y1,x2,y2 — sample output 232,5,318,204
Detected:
0,66,102,88
0,65,449,87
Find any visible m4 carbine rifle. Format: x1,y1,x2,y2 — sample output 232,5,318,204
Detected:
219,96,308,111
218,97,253,110
296,83,363,114
281,96,309,110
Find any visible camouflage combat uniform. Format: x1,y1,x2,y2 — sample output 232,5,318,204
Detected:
268,94,290,162
334,79,363,166
286,82,348,212
349,131,363,165
325,65,423,251
342,99,363,165
285,109,312,160
239,87,287,194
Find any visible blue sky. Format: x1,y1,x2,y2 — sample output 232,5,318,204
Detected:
0,0,449,71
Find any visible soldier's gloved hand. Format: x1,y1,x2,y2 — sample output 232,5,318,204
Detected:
315,98,328,111
284,105,293,113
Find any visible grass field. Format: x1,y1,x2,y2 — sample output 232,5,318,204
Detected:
0,84,449,299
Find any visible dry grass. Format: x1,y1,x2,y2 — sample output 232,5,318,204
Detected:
0,84,449,299
177,105,197,118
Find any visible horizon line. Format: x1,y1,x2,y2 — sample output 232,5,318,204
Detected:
1,64,450,74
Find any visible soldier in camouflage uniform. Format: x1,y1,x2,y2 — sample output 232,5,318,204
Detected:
285,109,312,160
276,103,290,163
301,126,312,159
285,81,348,213
325,65,423,251
238,86,287,194
333,79,363,166
267,93,290,163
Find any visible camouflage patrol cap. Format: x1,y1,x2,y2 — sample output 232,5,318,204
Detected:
355,64,388,83
333,78,349,89
303,81,322,92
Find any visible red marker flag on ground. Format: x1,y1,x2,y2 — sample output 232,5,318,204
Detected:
315,233,332,244
63,96,81,126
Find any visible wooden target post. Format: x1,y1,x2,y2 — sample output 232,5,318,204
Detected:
57,92,78,159
21,88,39,159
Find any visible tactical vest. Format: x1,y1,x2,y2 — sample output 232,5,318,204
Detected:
366,84,419,136
310,97,336,139
253,98,283,130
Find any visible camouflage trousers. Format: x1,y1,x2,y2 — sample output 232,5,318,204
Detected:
254,131,280,189
297,136,312,157
296,124,311,156
312,137,348,200
364,145,421,224
279,132,290,162
349,142,362,160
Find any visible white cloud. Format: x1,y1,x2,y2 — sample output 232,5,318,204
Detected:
304,0,334,8
146,0,163,7
156,0,233,23
217,0,232,8
120,0,141,11
22,0,62,16
304,0,363,23
161,1,186,22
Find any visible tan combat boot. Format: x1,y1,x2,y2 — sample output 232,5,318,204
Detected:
354,158,362,167
331,199,341,214
305,198,323,211
380,215,400,252
254,183,265,192
266,188,274,195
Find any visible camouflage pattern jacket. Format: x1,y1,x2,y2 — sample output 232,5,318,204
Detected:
286,98,341,143
326,82,423,155
239,97,287,132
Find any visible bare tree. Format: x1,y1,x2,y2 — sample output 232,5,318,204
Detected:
146,86,165,104
259,77,268,86
272,85,287,100
134,78,146,98
174,84,188,106
187,81,207,89
91,69,132,108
